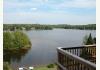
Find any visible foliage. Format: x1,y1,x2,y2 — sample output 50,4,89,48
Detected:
3,62,12,70
3,32,14,49
3,24,53,31
35,25,52,30
34,65,57,70
93,37,96,44
47,64,54,68
3,31,31,49
86,33,94,45
83,33,96,45
52,24,96,30
3,24,96,31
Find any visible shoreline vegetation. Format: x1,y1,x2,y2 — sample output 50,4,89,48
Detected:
3,31,31,50
3,24,96,31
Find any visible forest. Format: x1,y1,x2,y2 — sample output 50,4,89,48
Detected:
3,24,96,31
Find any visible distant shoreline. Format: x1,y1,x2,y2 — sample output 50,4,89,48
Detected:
3,24,96,31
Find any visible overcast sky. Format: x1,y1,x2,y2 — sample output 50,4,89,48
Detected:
4,0,96,25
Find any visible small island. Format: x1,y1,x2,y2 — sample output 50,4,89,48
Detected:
3,31,31,50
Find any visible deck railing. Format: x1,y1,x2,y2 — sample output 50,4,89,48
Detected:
57,45,96,70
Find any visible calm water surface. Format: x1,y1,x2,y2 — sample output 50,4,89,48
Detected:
7,29,96,70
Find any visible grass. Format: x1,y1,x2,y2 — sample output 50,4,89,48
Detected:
34,65,57,70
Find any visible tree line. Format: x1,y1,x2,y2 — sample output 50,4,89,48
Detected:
3,24,96,31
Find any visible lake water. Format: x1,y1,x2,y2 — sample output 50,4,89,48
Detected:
5,29,96,70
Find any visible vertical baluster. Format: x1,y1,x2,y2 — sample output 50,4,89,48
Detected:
64,54,66,67
72,49,74,54
62,54,63,66
77,48,78,56
80,64,82,70
61,53,62,65
80,48,82,57
84,47,87,60
66,56,68,69
90,47,91,58
93,47,94,57
77,61,79,70
79,63,81,70
67,57,69,70
74,61,76,70
91,47,93,63
73,59,74,70
75,49,77,55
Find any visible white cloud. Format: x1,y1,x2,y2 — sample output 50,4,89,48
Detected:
3,0,96,24
30,8,37,11
49,0,96,9
4,0,96,10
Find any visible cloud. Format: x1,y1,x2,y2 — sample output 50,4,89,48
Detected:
48,0,96,9
30,8,37,11
3,0,96,24
62,0,95,8
4,0,96,10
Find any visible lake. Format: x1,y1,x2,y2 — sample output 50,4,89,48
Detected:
4,29,96,70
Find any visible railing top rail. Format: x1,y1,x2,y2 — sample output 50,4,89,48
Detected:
61,44,96,50
57,47,96,69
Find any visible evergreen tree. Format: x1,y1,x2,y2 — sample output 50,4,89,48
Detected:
85,33,94,45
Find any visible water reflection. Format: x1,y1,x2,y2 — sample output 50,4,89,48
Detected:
3,48,31,63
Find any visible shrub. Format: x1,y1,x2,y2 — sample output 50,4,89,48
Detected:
47,64,54,68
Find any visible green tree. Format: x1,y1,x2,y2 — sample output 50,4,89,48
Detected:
3,32,14,49
83,33,95,45
85,33,94,45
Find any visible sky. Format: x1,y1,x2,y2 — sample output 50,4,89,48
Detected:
4,0,96,25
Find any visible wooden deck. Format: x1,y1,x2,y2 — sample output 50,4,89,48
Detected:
57,45,96,70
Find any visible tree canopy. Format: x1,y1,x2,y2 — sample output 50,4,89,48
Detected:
3,31,31,49
83,33,96,45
